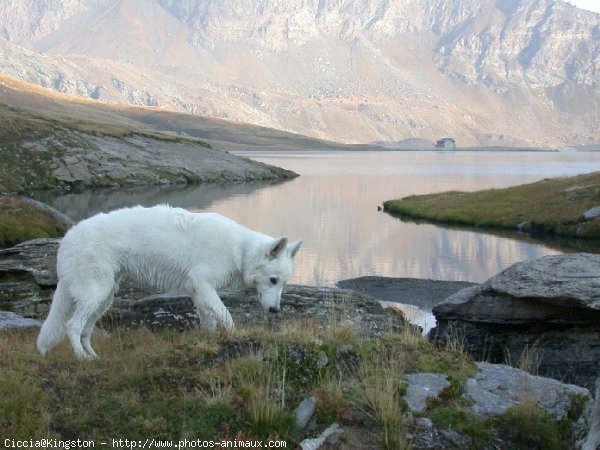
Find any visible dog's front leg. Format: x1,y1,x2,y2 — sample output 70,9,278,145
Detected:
191,281,234,330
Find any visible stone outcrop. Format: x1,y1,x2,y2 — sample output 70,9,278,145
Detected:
0,238,59,317
0,311,42,329
0,238,406,337
403,372,450,413
464,362,590,419
2,128,296,193
430,253,600,389
407,363,593,449
101,285,406,337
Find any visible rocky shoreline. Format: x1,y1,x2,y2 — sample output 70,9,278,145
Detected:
430,253,600,391
1,238,599,448
337,276,476,311
1,131,297,193
3,238,598,392
0,238,407,337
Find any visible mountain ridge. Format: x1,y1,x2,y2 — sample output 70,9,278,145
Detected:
0,0,598,147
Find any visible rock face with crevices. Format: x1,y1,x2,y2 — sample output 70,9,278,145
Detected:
2,0,600,146
431,253,600,389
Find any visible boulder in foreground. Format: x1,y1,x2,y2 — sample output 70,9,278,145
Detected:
431,253,600,389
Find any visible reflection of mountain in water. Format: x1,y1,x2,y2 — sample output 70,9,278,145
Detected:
34,181,287,222
209,151,600,285
36,151,600,288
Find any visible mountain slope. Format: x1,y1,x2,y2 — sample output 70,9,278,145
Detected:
0,0,598,147
0,75,297,193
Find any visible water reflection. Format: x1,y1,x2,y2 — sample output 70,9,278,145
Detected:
38,151,600,298
33,180,287,222
227,151,600,289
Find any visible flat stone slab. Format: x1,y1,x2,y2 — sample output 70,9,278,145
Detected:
104,285,407,337
403,372,451,413
464,362,590,419
434,253,600,324
0,311,43,329
487,253,600,309
337,276,476,310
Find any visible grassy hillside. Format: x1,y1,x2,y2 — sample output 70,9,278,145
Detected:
0,75,301,193
1,318,578,449
383,172,600,241
0,74,377,152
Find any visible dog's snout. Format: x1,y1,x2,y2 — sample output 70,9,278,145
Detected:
268,306,280,313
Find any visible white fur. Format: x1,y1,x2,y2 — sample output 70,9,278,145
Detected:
36,205,301,359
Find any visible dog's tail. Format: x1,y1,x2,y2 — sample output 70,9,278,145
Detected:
37,281,72,356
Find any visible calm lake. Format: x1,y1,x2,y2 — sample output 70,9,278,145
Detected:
40,150,600,329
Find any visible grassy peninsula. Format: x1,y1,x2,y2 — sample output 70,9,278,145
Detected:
383,172,600,241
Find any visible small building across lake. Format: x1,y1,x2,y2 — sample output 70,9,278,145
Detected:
435,137,456,150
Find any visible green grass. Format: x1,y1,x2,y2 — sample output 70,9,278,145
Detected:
383,171,600,240
0,315,585,448
428,403,494,445
0,102,205,146
0,196,69,248
0,319,452,447
492,402,567,450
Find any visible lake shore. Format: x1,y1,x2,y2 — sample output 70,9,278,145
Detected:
0,238,595,448
337,276,476,311
383,171,600,241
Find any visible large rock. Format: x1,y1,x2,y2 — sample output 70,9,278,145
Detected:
0,238,407,336
0,238,60,317
464,362,590,419
102,285,406,337
430,253,600,389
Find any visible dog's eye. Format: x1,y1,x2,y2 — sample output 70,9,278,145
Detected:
270,277,278,285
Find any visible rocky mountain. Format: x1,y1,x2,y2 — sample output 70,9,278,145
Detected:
0,0,598,147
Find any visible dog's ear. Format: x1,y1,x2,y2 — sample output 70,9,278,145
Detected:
288,240,302,258
269,237,288,259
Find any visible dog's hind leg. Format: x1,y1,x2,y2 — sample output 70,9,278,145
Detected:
67,283,115,360
191,281,234,330
80,286,117,359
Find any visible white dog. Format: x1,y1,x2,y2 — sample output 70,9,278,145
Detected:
36,205,302,359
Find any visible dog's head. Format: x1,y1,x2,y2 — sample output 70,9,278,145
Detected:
251,237,302,313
